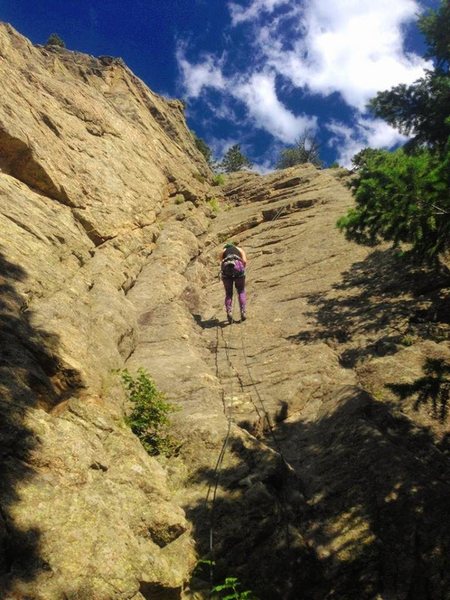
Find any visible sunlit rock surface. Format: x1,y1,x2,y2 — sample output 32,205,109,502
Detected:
1,21,450,600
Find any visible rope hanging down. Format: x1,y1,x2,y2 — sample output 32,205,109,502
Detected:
205,199,293,582
206,303,236,579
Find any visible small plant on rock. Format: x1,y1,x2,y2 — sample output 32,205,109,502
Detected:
212,577,257,599
174,194,185,205
120,368,178,456
212,173,226,186
192,132,213,165
400,335,415,346
208,197,220,214
46,33,66,48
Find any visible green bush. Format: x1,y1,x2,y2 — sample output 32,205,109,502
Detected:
192,132,213,165
46,33,66,48
174,194,185,205
208,197,220,214
212,577,257,599
212,173,226,186
120,368,178,456
400,335,415,346
338,1,450,263
337,145,450,261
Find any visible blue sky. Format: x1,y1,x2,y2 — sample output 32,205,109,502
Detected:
0,0,439,169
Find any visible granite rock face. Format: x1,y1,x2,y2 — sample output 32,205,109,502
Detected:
0,22,208,599
1,21,450,600
189,169,450,599
126,163,450,598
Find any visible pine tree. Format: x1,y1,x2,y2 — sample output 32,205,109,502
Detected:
276,131,323,169
219,144,253,173
369,1,449,152
46,33,66,48
338,0,450,262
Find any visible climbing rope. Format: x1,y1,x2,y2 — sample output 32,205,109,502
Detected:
205,196,294,582
206,301,236,588
237,322,292,550
238,326,285,457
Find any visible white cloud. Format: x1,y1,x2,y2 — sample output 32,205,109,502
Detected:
176,47,225,98
252,160,275,174
260,0,430,109
327,118,408,166
233,72,317,143
228,0,290,25
177,47,316,143
360,118,408,148
176,0,431,166
179,0,430,110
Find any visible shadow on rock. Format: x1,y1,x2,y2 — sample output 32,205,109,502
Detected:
193,314,225,329
185,385,450,599
281,386,450,599
288,249,450,367
388,357,450,423
184,433,322,600
0,249,83,597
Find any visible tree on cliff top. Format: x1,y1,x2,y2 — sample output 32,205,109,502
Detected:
218,144,253,173
368,0,449,153
46,33,66,48
338,0,450,262
276,131,323,169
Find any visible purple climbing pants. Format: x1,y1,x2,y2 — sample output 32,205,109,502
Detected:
222,276,246,313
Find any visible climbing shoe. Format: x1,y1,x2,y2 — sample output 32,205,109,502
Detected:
227,312,233,324
240,311,246,322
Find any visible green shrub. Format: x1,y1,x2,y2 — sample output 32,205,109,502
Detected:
46,33,66,48
208,197,220,214
337,2,450,263
212,577,257,599
174,194,185,205
337,146,450,261
120,368,178,456
212,173,226,186
276,131,323,169
192,132,213,165
400,335,415,346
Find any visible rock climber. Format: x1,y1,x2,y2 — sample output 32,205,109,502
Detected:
220,241,247,323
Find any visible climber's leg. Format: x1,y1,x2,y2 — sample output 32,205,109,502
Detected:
235,277,246,319
222,277,233,318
